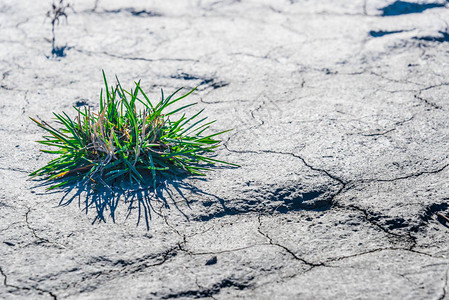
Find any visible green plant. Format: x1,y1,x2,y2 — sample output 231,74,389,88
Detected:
30,71,237,190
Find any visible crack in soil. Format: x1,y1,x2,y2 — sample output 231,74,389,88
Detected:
261,149,346,185
72,47,198,63
364,163,449,183
439,268,449,300
223,142,449,249
161,277,252,299
414,82,449,110
415,94,443,110
257,214,323,268
0,265,57,299
358,115,415,137
24,208,65,249
223,145,346,186
336,203,413,241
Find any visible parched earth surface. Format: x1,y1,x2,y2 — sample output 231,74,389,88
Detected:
2,0,449,299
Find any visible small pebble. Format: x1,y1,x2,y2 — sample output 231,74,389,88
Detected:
205,256,217,266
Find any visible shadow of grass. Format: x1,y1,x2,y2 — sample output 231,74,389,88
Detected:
31,176,219,230
380,1,446,16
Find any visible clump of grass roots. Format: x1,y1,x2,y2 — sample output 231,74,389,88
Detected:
30,71,237,190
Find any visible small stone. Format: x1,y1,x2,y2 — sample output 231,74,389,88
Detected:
205,256,217,266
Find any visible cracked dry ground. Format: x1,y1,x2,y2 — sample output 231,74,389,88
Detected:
2,0,449,299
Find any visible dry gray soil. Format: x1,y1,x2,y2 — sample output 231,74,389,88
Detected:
2,0,449,299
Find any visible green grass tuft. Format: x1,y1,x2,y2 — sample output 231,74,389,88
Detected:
30,71,238,190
